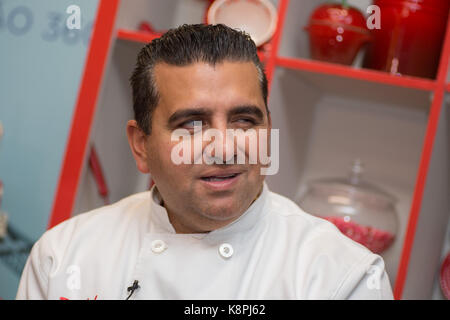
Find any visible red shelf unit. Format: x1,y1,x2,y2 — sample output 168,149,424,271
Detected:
49,0,450,300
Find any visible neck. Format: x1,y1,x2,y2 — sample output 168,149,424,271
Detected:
161,186,264,234
166,208,234,234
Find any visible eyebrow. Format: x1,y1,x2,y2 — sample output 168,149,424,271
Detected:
228,105,264,121
167,105,265,126
167,108,213,126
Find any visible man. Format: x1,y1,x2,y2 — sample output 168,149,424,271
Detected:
16,24,393,299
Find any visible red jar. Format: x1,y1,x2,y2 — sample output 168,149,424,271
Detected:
363,0,450,78
305,4,372,65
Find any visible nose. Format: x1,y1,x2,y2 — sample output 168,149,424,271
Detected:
204,123,236,164
222,129,236,164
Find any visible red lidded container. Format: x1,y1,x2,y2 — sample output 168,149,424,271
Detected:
305,4,372,65
363,0,450,78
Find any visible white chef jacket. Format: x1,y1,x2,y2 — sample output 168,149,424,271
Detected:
16,182,393,300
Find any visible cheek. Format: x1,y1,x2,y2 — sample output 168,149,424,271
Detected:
147,137,191,180
146,137,172,172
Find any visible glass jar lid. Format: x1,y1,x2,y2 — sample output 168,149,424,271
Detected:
306,159,397,212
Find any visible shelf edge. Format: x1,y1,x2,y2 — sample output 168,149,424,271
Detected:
275,56,438,92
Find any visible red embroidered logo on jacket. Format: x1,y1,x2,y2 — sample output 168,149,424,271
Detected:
59,295,98,300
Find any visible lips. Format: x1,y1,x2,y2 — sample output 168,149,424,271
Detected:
200,169,242,181
199,169,243,190
201,173,240,182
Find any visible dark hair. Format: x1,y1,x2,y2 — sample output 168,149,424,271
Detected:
130,24,269,135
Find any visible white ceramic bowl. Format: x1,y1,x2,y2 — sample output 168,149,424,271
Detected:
207,0,278,47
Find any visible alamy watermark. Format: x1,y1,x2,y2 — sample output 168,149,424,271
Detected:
170,122,279,175
366,265,383,290
66,264,81,291
366,5,381,30
66,5,81,30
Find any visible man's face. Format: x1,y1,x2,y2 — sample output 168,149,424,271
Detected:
130,61,271,233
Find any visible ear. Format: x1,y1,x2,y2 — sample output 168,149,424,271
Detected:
126,120,150,174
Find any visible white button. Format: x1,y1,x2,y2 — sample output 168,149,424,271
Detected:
219,243,233,259
151,240,167,253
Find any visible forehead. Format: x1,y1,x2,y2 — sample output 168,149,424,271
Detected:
153,61,265,116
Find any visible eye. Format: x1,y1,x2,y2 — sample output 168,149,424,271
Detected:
179,120,206,134
180,120,196,128
234,118,256,125
180,119,203,129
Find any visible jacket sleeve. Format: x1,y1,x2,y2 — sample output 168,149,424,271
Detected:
332,253,394,300
16,239,51,300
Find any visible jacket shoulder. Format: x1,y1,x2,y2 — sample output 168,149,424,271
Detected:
266,190,392,298
267,190,370,253
36,191,151,260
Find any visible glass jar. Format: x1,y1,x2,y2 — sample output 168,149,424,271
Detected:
298,160,398,254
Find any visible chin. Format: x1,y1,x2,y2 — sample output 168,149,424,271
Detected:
200,200,249,222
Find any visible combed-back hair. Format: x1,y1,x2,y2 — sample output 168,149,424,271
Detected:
130,23,269,135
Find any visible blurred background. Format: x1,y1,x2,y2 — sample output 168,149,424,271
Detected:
0,0,449,300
